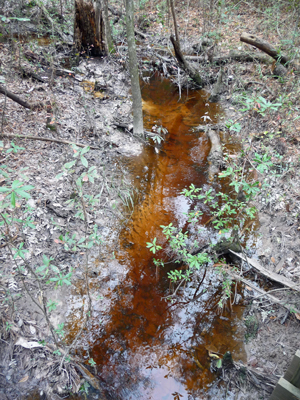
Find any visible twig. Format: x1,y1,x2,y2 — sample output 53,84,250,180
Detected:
0,133,101,150
229,250,300,292
1,85,7,134
244,80,275,96
227,269,300,314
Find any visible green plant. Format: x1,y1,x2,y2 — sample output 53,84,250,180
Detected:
79,381,90,395
237,94,282,116
88,358,97,367
225,120,242,133
0,140,108,362
5,322,12,332
55,323,65,338
146,148,266,307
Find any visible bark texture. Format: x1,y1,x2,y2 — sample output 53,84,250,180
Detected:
240,32,289,66
0,85,43,110
170,35,203,87
125,0,143,136
208,67,223,102
74,0,106,57
206,128,223,180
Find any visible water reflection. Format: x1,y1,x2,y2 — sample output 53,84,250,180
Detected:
89,74,246,399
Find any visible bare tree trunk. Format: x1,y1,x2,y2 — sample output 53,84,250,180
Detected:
170,35,203,87
101,0,114,53
74,0,107,56
170,0,180,43
169,0,203,87
125,0,144,136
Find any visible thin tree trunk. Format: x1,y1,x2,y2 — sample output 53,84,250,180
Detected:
125,0,144,136
170,35,203,87
169,0,202,87
170,0,180,44
101,0,114,53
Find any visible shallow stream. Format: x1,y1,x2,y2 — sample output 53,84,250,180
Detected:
67,74,248,400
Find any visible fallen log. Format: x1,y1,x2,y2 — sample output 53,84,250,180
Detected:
240,32,289,66
0,85,43,110
185,50,272,65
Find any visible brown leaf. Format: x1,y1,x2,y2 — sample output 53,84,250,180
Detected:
271,257,276,263
295,313,300,320
19,375,29,383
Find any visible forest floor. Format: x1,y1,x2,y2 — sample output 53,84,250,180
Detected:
0,1,300,399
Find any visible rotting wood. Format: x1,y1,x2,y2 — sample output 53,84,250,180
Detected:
74,362,108,398
206,128,223,180
240,32,289,66
74,0,106,57
0,133,101,150
0,85,44,110
227,270,300,315
229,250,300,292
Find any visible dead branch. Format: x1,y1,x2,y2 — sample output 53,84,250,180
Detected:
240,32,289,66
170,35,203,86
227,269,300,315
74,362,107,396
0,133,101,150
0,85,44,110
185,50,272,65
134,28,148,39
229,250,300,292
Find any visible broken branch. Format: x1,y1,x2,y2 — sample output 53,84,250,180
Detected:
240,32,289,66
229,250,300,292
0,85,43,110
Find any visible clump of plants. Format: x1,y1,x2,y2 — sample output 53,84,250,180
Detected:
147,148,274,309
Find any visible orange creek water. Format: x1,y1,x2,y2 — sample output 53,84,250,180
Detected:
83,75,246,399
